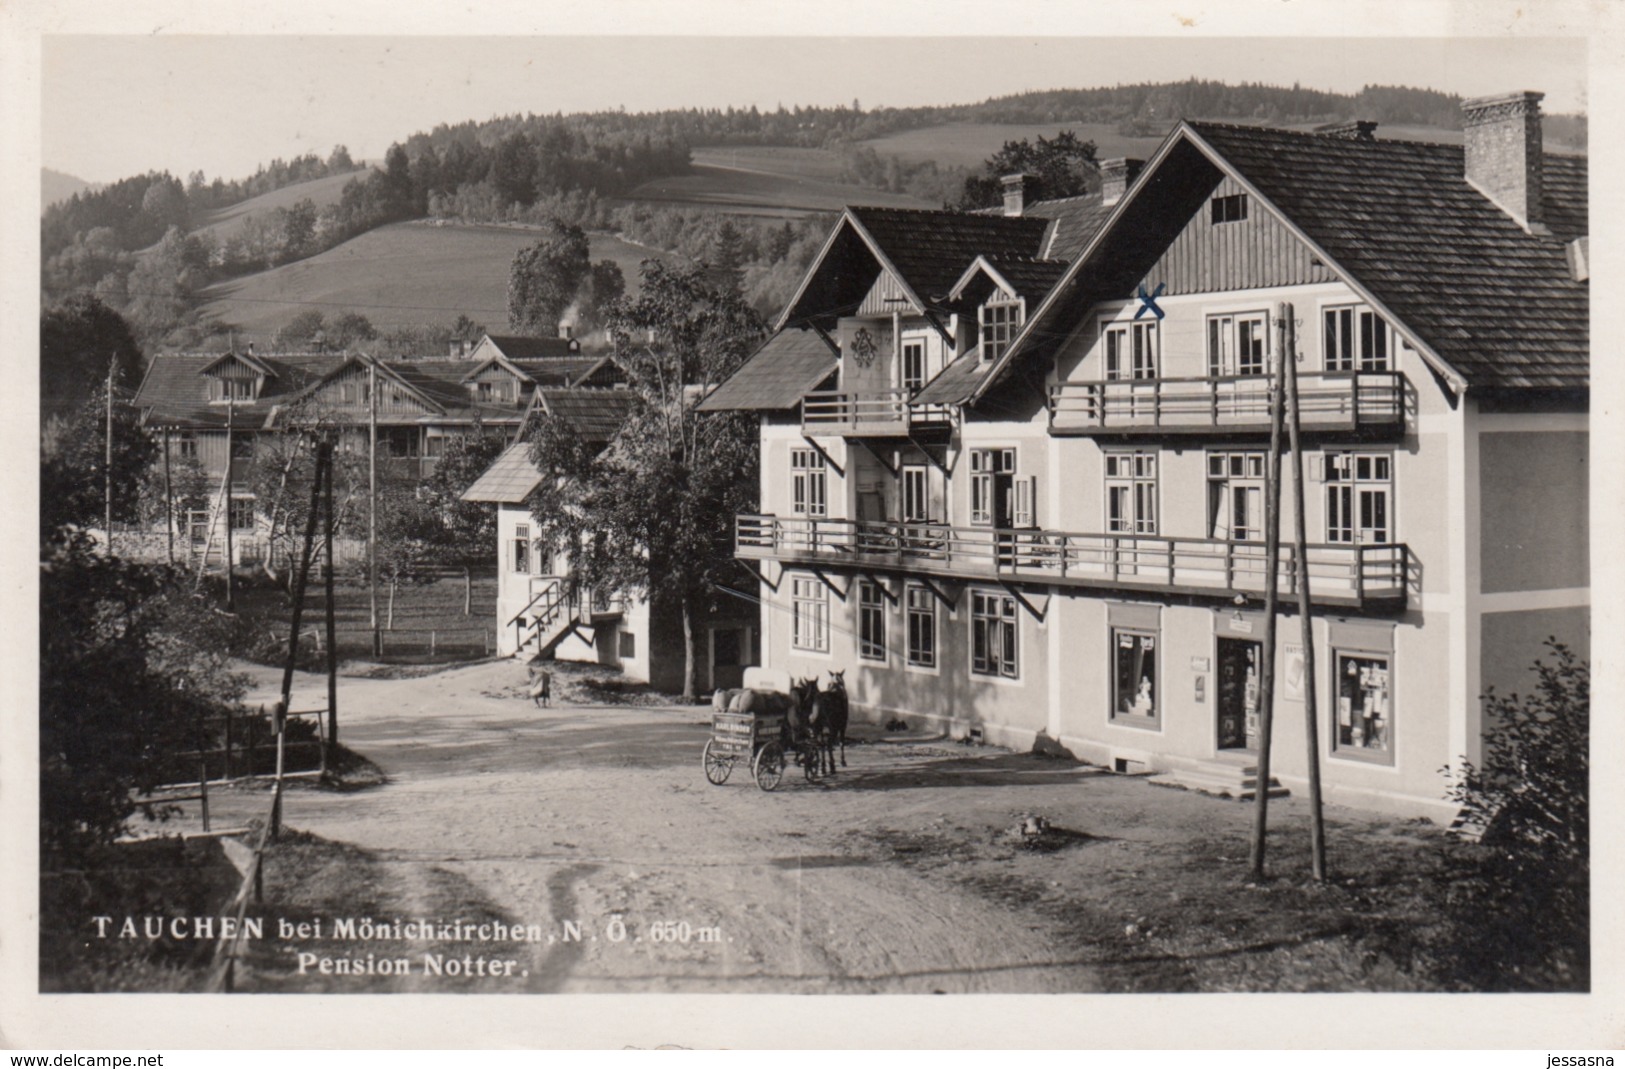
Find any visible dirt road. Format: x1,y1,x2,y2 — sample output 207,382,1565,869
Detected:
196,659,1450,994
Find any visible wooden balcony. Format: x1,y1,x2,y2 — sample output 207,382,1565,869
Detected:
737,514,1408,611
801,390,953,438
1048,371,1405,436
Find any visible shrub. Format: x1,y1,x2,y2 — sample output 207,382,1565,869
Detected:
1435,639,1589,989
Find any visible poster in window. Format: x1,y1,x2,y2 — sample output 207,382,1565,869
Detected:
1284,644,1304,700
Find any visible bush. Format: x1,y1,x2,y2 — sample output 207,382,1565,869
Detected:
1435,639,1589,989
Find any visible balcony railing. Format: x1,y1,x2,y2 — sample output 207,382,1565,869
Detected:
801,389,953,437
737,513,1408,610
1048,371,1405,436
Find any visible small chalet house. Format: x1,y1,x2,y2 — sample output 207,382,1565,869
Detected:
461,391,759,692
132,334,618,565
701,92,1588,821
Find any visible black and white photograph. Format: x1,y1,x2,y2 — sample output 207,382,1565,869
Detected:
3,0,1619,1051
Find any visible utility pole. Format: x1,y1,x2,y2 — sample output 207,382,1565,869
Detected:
368,356,381,657
1283,302,1328,880
163,428,174,564
104,357,114,554
1248,309,1288,881
324,435,339,754
224,389,236,613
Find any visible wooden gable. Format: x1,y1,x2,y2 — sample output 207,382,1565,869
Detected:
857,268,921,317
1137,175,1338,297
307,363,436,416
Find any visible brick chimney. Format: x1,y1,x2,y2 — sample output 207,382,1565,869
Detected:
1462,90,1545,229
1100,158,1145,207
1001,173,1038,217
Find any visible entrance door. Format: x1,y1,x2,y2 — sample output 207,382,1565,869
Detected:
1216,637,1262,751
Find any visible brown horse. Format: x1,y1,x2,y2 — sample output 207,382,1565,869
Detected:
789,676,832,780
820,670,850,772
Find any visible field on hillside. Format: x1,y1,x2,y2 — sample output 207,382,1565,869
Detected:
192,170,372,244
196,221,663,337
625,162,930,220
864,122,1171,168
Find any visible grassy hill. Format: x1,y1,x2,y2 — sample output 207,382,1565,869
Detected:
191,169,370,243
195,220,662,336
627,159,931,219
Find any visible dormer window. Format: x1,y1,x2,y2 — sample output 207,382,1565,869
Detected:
212,377,257,402
980,298,1022,363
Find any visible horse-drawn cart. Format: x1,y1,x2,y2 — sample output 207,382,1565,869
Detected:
702,668,817,791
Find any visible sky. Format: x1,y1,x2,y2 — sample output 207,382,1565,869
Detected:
39,28,1592,185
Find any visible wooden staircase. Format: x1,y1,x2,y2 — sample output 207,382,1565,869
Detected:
1147,753,1288,801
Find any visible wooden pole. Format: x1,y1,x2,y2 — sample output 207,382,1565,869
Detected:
275,441,330,836
105,357,115,554
163,427,174,564
324,438,339,757
369,358,381,656
224,392,236,612
1248,309,1288,881
1283,303,1328,880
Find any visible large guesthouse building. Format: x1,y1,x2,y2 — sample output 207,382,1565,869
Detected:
700,93,1589,821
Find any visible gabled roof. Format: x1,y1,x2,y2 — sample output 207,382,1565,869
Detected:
460,442,544,504
976,120,1589,401
483,333,581,358
512,355,620,388
775,207,1052,331
199,349,277,378
949,255,1070,305
1024,194,1117,262
695,328,839,412
533,388,636,440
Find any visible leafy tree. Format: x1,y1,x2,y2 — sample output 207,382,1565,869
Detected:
491,131,539,208
572,259,626,336
41,380,157,541
957,130,1100,210
275,309,329,351
507,219,591,335
1435,640,1590,990
418,429,511,566
528,261,765,700
327,311,379,350
41,295,144,423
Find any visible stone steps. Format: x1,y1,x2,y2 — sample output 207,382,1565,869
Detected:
1147,758,1289,801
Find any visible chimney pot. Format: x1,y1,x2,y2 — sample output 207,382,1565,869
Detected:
1001,173,1038,217
1462,90,1545,228
558,324,573,340
1100,158,1146,206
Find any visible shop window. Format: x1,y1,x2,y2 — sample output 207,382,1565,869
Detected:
971,590,1019,679
791,575,829,653
905,584,936,668
858,580,886,661
1111,628,1159,726
1332,650,1393,761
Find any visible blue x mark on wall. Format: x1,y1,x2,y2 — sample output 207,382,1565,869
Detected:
1135,282,1166,320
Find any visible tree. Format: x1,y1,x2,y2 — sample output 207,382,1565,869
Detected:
507,219,591,335
40,380,157,542
40,295,144,424
1436,640,1590,990
491,131,538,208
957,130,1100,210
572,259,626,336
705,220,746,295
275,309,329,351
528,261,765,700
327,311,379,350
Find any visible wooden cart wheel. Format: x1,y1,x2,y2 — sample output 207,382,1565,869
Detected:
702,739,733,785
753,742,785,792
